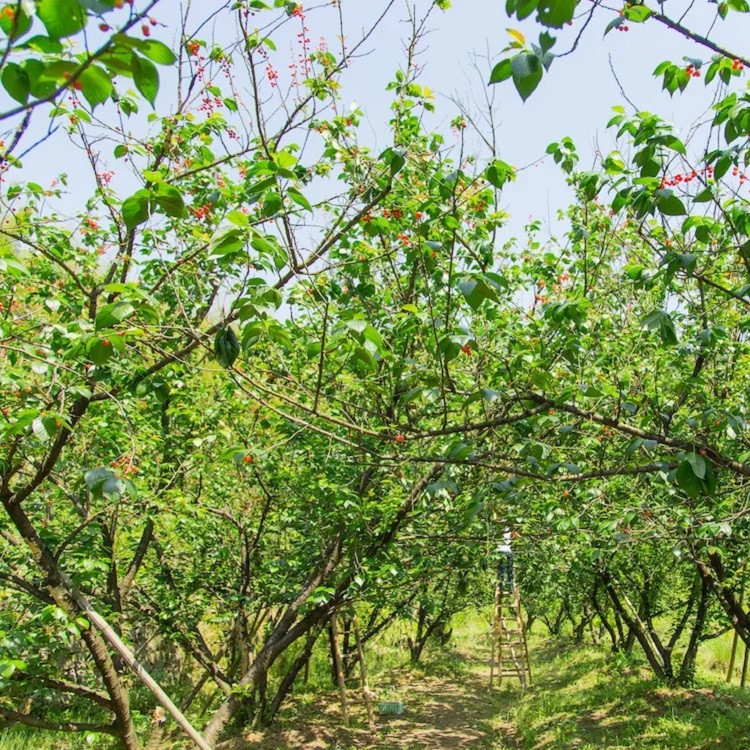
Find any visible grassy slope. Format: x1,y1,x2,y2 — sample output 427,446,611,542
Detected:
3,613,750,749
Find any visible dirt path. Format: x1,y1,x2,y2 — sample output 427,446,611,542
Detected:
218,645,522,750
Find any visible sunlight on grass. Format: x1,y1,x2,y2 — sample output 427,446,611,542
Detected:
3,617,750,749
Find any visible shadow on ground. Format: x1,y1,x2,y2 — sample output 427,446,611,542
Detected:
217,646,522,749
218,637,750,750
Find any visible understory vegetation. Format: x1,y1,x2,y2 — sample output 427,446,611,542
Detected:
3,614,750,749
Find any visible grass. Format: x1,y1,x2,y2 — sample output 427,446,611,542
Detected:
3,611,750,749
511,639,750,749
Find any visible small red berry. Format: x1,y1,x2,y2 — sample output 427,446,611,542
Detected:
99,23,110,31
150,17,157,26
395,434,405,443
142,24,150,36
461,344,471,355
103,339,111,347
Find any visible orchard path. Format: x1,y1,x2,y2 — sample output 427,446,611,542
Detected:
217,639,523,750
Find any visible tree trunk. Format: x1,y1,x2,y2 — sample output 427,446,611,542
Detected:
2,495,142,750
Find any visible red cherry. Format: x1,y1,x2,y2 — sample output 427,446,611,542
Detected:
99,23,110,31
395,434,405,443
103,339,111,347
142,24,150,36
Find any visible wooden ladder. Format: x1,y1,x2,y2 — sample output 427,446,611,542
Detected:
489,581,532,689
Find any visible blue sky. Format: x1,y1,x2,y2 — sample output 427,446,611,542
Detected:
11,0,750,240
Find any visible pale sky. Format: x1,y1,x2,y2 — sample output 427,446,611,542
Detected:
8,0,750,240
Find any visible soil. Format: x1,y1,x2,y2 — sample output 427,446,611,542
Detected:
217,645,523,750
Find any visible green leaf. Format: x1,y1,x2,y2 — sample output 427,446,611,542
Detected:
380,147,406,175
84,467,129,501
459,278,498,310
36,0,86,38
1,63,29,103
138,39,177,65
489,58,513,84
624,4,653,22
131,53,159,106
122,190,150,228
88,338,117,365
152,183,185,218
676,460,701,498
214,327,240,368
95,301,135,331
537,0,576,27
0,6,32,38
287,187,312,212
19,34,64,53
686,451,706,479
714,153,732,180
77,0,117,11
209,226,246,257
79,65,113,108
262,192,283,217
642,309,678,345
485,160,514,188
32,416,58,443
511,52,543,101
657,193,687,216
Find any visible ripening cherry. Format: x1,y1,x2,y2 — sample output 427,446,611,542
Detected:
461,344,471,355
72,81,83,91
103,339,111,347
150,17,157,26
395,434,405,443
244,454,254,464
142,24,151,36
99,23,110,31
